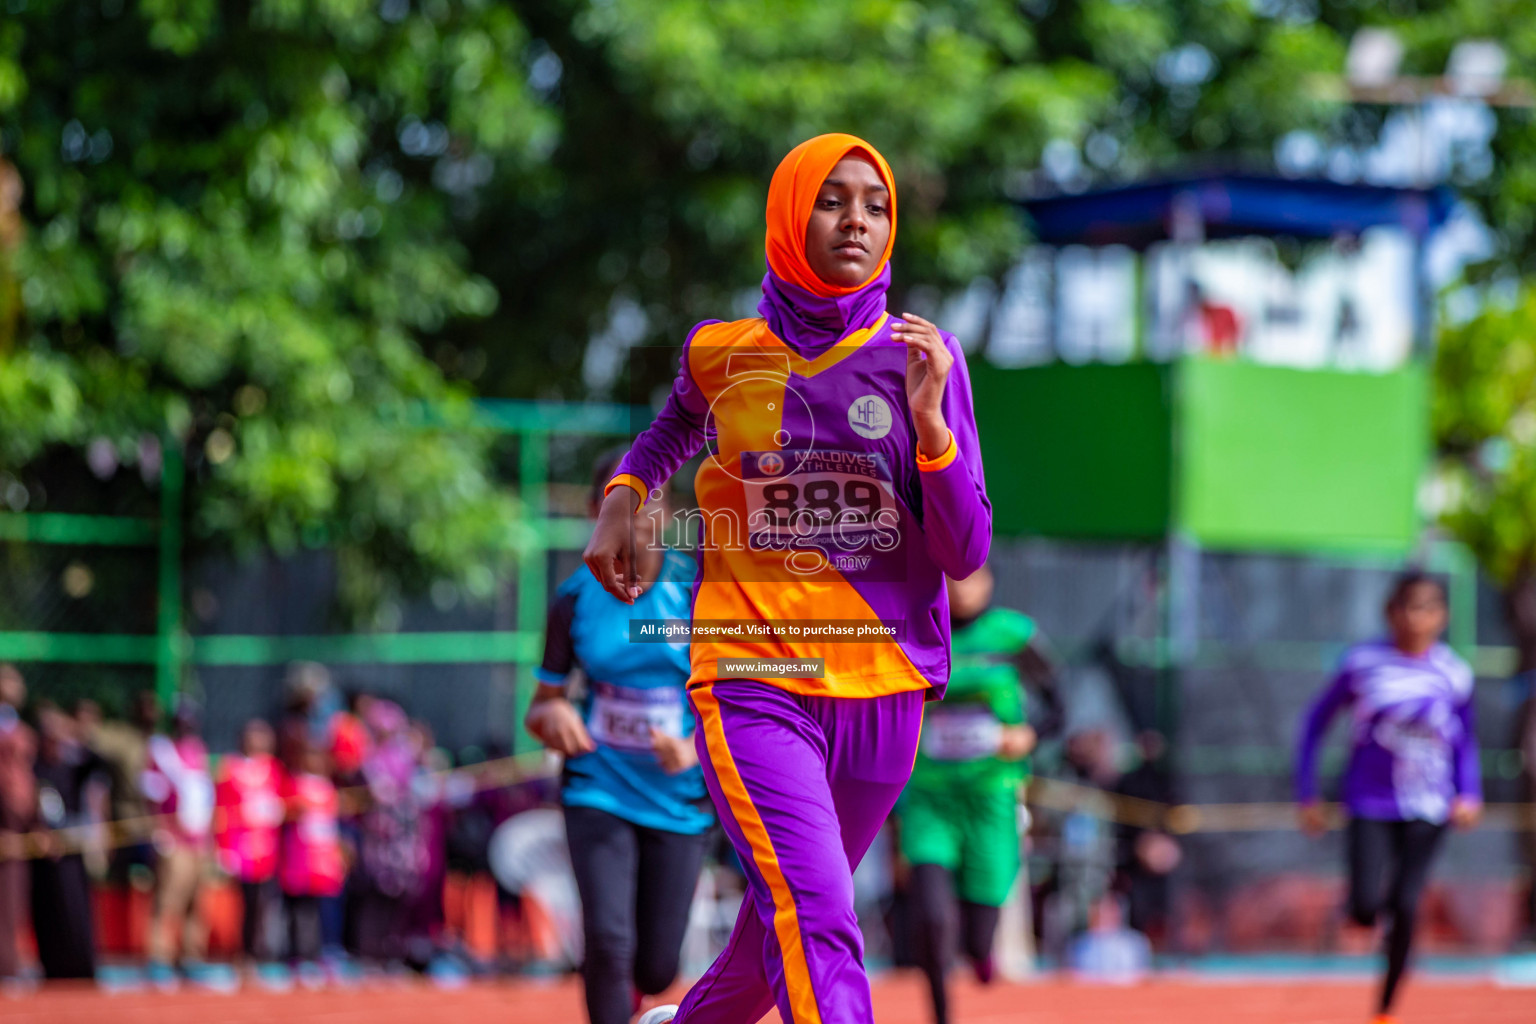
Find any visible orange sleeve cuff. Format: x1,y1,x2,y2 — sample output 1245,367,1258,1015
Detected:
915,432,958,472
604,474,650,509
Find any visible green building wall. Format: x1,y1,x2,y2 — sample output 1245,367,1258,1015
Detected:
970,358,1427,554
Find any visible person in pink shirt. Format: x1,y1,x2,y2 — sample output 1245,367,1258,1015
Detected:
142,698,214,978
280,740,346,967
215,719,285,965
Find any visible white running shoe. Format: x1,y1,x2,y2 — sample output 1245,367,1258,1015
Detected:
636,1007,679,1024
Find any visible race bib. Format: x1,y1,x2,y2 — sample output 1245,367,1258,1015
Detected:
741,449,899,548
922,706,1003,762
587,682,685,754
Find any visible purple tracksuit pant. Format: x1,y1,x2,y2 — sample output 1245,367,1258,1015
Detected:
677,679,924,1024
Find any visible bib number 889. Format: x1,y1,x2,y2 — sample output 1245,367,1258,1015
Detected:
761,478,881,524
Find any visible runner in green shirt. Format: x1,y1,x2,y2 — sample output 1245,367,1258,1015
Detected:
898,564,1063,1024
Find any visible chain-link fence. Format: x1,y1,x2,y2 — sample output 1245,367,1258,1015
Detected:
992,536,1530,953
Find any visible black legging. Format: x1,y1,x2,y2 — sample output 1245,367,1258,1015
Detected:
288,894,324,962
908,863,1002,1024
241,879,275,961
565,805,709,1024
1347,818,1446,1015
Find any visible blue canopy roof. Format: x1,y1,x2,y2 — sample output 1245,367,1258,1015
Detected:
1020,173,1456,249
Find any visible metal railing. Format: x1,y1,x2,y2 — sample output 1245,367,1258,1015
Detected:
0,399,648,740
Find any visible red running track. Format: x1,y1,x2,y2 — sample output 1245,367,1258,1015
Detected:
1,973,1531,1023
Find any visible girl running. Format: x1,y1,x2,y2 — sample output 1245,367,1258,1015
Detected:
899,564,1061,1024
1296,571,1482,1024
584,133,990,1024
527,452,713,1024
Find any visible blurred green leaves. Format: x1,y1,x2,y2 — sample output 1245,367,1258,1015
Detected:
0,0,555,618
1433,288,1536,588
6,0,1536,625
467,0,1122,400
460,0,1383,400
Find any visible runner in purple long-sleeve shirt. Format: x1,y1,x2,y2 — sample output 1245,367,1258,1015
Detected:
585,133,990,1024
1295,572,1482,1024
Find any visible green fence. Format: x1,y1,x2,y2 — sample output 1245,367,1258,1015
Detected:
0,395,1515,750
0,399,645,746
972,358,1428,554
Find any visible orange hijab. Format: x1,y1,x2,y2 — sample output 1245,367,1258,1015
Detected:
764,133,898,298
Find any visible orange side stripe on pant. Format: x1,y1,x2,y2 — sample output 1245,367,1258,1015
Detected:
693,684,823,1024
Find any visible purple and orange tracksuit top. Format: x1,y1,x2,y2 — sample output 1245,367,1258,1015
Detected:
610,264,991,700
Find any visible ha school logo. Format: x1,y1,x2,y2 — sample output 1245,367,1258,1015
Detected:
848,395,892,440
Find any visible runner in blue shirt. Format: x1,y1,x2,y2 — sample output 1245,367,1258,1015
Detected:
525,450,712,1024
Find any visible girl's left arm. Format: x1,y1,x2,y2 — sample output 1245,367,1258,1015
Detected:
1454,687,1482,802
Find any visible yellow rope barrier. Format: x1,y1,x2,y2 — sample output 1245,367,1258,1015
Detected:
0,750,555,862
4,755,1531,862
1024,776,1536,834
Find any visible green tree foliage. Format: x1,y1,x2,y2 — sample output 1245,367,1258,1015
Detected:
1378,0,1536,268
4,0,1533,620
464,0,1356,400
1393,1,1536,667
0,0,558,617
1434,288,1536,669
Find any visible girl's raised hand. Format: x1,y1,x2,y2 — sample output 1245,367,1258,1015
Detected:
891,312,953,459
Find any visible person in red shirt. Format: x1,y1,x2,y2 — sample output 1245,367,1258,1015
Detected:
280,740,346,967
214,719,285,965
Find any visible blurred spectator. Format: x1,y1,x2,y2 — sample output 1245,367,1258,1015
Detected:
142,697,214,978
326,689,372,954
445,748,499,881
71,698,101,734
215,719,284,966
0,665,36,980
352,699,427,966
286,663,343,744
448,741,554,972
329,693,371,780
443,745,501,969
279,663,323,774
1,678,574,982
30,701,107,979
1036,729,1120,959
1112,730,1181,949
1065,893,1152,983
280,740,345,967
69,699,110,879
87,690,160,897
1183,280,1242,356
405,720,449,969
